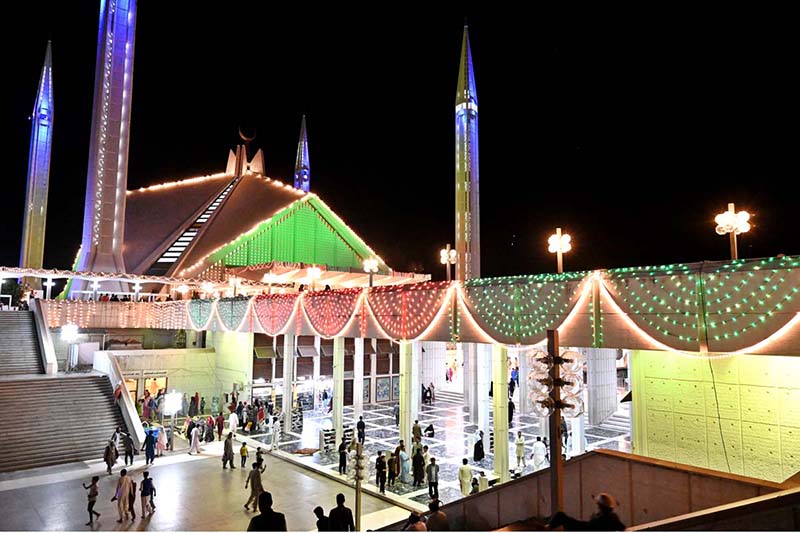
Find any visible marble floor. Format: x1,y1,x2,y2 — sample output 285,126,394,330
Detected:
0,438,407,531
251,395,631,511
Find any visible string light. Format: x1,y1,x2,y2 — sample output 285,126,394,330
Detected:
302,288,362,337
253,293,299,335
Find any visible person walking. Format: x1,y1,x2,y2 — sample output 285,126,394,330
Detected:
458,458,472,496
82,476,101,525
245,462,264,512
412,420,422,445
356,416,366,444
387,452,397,487
247,492,287,531
338,438,348,475
412,446,425,488
328,493,355,532
240,441,249,468
426,499,448,531
376,451,387,494
104,440,117,475
393,404,400,426
216,412,225,440
142,429,156,465
426,457,439,500
189,423,201,455
123,432,135,466
313,506,330,531
228,410,239,439
127,476,138,520
429,383,436,403
140,471,156,515
114,469,133,523
271,417,281,450
515,431,526,469
531,436,547,470
422,445,430,481
508,399,515,427
200,397,206,414
222,432,235,469
156,426,167,457
473,431,485,462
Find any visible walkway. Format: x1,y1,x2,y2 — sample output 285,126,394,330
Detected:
0,438,406,531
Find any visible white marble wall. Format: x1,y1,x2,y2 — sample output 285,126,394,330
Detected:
586,348,618,425
420,341,448,391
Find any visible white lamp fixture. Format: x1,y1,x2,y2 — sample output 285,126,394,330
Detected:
548,228,572,274
439,244,457,282
363,258,379,287
715,203,751,260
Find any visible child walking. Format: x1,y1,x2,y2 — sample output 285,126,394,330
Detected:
240,442,249,468
82,476,101,525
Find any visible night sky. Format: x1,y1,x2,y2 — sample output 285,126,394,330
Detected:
4,4,798,280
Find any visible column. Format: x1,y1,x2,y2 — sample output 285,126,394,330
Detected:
411,341,422,422
353,338,364,419
517,348,529,415
312,336,321,411
333,337,345,446
476,344,491,439
465,343,479,424
492,343,510,483
369,341,377,405
570,415,585,456
398,340,413,448
282,334,296,433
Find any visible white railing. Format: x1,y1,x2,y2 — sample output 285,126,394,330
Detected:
30,298,58,375
93,351,146,447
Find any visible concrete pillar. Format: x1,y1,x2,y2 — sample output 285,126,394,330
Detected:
398,340,413,448
282,333,296,433
477,344,491,439
313,336,321,410
353,338,365,419
465,343,479,424
369,341,377,404
333,336,345,446
492,343,510,483
587,348,617,425
517,348,529,415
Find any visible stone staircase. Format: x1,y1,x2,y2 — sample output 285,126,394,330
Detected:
0,374,126,472
0,311,43,375
584,403,631,433
435,390,464,404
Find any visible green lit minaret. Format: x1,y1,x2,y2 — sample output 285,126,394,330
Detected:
455,24,480,281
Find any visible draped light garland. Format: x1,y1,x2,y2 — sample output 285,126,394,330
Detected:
36,256,800,357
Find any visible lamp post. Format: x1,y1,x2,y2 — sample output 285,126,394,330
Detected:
307,267,322,291
548,228,572,274
44,278,55,300
363,258,379,287
439,244,457,282
715,203,751,260
527,330,585,516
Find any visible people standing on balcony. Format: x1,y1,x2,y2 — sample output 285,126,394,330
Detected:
458,458,471,496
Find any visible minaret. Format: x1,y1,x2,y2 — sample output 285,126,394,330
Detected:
293,115,311,192
74,0,137,288
20,41,54,286
455,24,480,281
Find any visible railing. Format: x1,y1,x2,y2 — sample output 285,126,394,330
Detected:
30,299,57,375
92,351,146,448
379,449,787,531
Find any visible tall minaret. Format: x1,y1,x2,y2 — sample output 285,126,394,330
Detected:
20,41,54,285
74,0,137,286
293,115,311,192
455,24,480,281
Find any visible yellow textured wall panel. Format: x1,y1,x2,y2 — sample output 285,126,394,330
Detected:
780,427,800,480
705,357,739,385
673,380,706,415
740,386,779,425
704,382,741,420
673,356,706,381
707,417,744,475
738,356,787,387
644,356,672,378
779,389,800,428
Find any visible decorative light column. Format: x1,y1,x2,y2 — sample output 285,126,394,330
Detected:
398,340,413,449
715,203,751,260
492,343,510,482
282,334,296,433
363,258,378,287
439,244,457,282
353,338,365,419
548,228,572,274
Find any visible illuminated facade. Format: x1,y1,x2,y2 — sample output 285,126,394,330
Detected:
20,41,54,285
293,115,311,192
455,25,480,281
74,0,137,291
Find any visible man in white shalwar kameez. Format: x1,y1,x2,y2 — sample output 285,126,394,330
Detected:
270,417,281,450
189,424,201,454
531,436,547,470
458,458,472,496
228,411,239,441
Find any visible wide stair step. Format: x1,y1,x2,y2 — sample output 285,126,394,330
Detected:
0,311,44,375
0,375,126,472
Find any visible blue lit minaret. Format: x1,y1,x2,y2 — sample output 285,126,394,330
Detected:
293,115,311,192
20,41,54,284
455,24,480,281
74,0,137,291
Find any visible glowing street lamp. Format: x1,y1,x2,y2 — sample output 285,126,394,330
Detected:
363,258,379,287
439,244,457,282
715,203,751,260
44,278,56,300
548,228,572,274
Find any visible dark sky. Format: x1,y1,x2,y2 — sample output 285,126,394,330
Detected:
4,4,798,280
